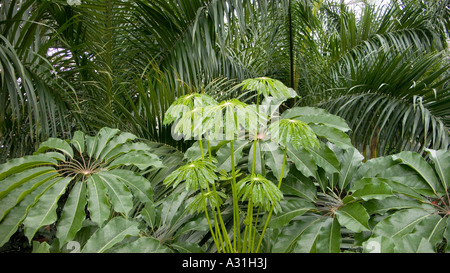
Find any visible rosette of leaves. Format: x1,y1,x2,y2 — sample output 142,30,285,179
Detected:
237,174,283,213
0,127,163,248
163,158,231,252
163,93,218,140
163,158,218,192
202,99,263,141
269,119,320,150
236,77,297,102
163,93,218,126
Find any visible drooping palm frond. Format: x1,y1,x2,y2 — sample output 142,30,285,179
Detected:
295,0,450,156
130,0,293,91
321,52,450,156
0,0,79,163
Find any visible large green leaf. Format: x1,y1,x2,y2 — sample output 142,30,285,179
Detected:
0,178,56,247
394,234,436,253
96,172,133,215
425,149,450,191
268,199,315,229
282,107,351,132
364,197,429,214
36,138,74,159
315,217,341,253
70,131,85,155
335,203,370,233
371,208,435,240
411,214,447,248
23,177,72,241
56,181,87,247
392,151,444,195
272,215,323,253
377,168,429,201
282,107,330,119
108,237,173,253
86,175,111,227
263,142,288,181
140,201,156,229
337,147,364,190
106,169,153,203
0,154,57,181
286,144,317,179
350,178,395,201
306,142,340,174
85,135,98,159
109,150,164,171
93,127,121,159
352,155,397,183
309,124,353,149
98,132,137,161
0,169,58,221
378,164,435,197
103,142,153,163
82,217,140,253
279,170,317,202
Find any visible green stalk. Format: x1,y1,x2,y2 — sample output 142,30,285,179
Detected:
242,192,254,253
251,206,261,253
244,92,260,253
255,145,287,253
230,139,240,252
207,138,233,252
200,188,221,252
198,134,225,252
251,93,261,174
216,202,233,252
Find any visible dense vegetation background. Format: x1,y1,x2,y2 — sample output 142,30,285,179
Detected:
0,0,449,253
1,0,449,161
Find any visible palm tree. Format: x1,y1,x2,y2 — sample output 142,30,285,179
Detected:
0,0,83,163
292,0,450,156
1,0,448,163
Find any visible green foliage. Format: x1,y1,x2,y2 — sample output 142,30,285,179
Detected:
265,144,450,253
237,174,283,213
269,119,320,150
1,0,450,254
163,159,218,191
0,127,163,250
237,77,297,101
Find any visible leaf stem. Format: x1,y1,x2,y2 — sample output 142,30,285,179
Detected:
230,139,240,252
206,137,233,252
251,93,260,175
255,145,287,253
